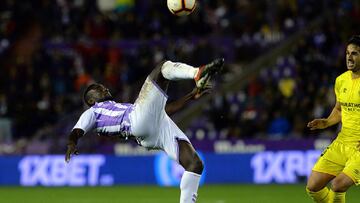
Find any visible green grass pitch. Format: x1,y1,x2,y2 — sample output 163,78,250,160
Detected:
0,184,359,203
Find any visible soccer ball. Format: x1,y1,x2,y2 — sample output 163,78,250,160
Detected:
167,0,197,16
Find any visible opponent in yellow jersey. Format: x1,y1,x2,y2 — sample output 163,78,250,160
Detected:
306,35,360,203
335,71,360,148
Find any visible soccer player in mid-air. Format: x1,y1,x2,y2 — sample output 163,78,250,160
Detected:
306,35,360,203
65,58,224,203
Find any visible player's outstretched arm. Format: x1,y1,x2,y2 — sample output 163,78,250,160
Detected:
65,128,84,163
307,101,341,130
165,84,212,116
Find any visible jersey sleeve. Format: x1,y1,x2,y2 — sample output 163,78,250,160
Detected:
334,76,340,101
73,108,96,134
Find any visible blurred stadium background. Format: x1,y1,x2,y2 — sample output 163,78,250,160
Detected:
0,0,360,202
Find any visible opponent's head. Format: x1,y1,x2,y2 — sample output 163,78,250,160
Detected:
346,35,360,73
83,83,113,107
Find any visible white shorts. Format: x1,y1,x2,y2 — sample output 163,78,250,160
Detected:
129,77,191,162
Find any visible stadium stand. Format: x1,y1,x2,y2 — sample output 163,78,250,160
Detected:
0,0,359,154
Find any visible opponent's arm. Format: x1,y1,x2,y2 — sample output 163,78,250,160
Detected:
165,84,211,116
307,101,341,130
65,128,84,163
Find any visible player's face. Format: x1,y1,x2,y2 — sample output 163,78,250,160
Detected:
346,44,360,73
97,84,112,98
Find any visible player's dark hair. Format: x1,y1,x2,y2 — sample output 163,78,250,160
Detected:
83,83,113,107
348,35,360,47
83,83,101,107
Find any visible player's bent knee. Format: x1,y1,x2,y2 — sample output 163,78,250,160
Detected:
194,157,204,174
306,182,323,192
187,155,204,174
306,173,333,192
331,179,349,192
331,184,347,193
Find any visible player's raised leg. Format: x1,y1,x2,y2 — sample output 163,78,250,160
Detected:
148,58,224,92
306,171,335,203
177,140,204,203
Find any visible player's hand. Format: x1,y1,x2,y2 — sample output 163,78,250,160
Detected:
307,119,328,130
65,142,79,163
193,83,213,99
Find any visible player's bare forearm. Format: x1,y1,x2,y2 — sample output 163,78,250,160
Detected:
325,101,342,127
307,101,341,130
165,89,197,115
68,128,84,145
65,128,84,162
165,83,212,115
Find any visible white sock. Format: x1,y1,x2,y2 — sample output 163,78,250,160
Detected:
180,171,201,203
161,61,199,80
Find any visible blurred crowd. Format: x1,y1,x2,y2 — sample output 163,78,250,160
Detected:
188,0,360,141
0,0,358,154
